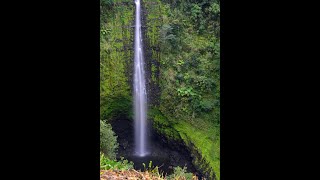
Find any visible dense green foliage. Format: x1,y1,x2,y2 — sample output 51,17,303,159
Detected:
144,0,220,179
100,120,119,159
144,0,220,124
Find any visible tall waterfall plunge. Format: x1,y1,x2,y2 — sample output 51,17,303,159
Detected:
134,0,148,157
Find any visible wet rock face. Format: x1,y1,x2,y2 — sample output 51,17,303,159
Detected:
110,118,202,177
140,0,161,108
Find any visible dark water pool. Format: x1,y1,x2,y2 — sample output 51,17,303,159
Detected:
110,118,202,177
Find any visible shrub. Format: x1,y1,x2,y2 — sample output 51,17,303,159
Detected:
167,166,194,180
100,120,118,159
100,152,134,170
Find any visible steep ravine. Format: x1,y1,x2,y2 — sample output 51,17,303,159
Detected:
104,0,218,179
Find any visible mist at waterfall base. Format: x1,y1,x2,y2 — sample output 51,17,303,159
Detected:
133,0,148,157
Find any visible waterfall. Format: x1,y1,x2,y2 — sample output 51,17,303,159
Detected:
134,0,148,157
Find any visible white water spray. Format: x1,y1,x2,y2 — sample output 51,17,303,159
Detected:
134,0,148,157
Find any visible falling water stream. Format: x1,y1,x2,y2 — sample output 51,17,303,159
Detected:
113,1,202,177
134,0,148,157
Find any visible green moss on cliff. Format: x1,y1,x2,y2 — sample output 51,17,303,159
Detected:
148,109,181,141
175,120,220,179
149,108,220,179
100,1,134,121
